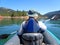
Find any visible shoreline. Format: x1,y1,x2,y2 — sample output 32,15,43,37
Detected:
0,16,47,20
0,16,28,19
0,16,29,21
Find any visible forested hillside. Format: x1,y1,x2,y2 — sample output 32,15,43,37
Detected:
45,10,60,20
0,7,42,17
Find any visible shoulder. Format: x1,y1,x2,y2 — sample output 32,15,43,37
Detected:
20,21,26,27
38,21,45,25
21,21,26,25
38,21,47,30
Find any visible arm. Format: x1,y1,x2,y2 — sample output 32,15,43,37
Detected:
38,21,47,33
38,21,47,30
17,21,25,35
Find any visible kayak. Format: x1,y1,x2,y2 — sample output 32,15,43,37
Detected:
4,30,60,45
4,34,20,45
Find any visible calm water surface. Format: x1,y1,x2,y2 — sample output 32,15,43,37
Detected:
0,18,24,45
44,20,60,40
0,18,60,45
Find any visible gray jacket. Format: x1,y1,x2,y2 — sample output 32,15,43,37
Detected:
17,21,47,35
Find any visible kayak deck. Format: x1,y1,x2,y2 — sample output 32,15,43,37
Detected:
4,34,20,45
4,34,45,45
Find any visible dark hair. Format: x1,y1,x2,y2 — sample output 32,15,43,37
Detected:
28,10,35,15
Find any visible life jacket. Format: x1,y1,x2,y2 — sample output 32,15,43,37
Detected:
23,17,40,33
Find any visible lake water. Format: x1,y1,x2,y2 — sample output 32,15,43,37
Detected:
44,20,60,40
0,18,60,45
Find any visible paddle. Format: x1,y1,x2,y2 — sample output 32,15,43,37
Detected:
0,31,17,39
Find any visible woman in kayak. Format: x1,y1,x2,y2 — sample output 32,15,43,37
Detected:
17,10,47,44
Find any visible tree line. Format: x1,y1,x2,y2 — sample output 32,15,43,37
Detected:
0,7,42,17
0,7,27,17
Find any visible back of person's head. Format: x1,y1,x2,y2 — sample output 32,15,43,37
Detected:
27,10,38,19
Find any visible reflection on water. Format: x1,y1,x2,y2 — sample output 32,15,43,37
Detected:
0,18,24,34
0,18,24,26
0,18,24,45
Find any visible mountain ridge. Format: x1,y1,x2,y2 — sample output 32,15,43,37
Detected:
44,10,60,20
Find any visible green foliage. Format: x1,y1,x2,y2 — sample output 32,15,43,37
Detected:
0,7,42,17
0,7,27,16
